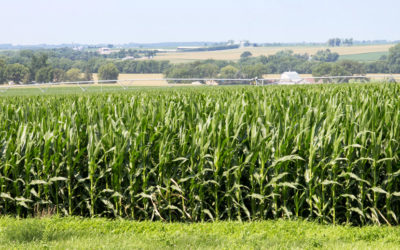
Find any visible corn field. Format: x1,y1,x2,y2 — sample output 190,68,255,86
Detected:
1,84,400,225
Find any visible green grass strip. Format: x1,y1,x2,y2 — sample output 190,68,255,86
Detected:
0,217,399,249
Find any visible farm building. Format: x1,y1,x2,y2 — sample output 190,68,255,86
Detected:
279,71,308,84
205,80,219,86
98,48,120,55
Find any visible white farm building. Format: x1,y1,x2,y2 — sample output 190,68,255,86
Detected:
279,71,307,85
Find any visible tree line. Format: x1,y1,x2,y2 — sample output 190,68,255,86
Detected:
0,48,170,84
327,38,354,47
165,44,400,79
1,44,400,84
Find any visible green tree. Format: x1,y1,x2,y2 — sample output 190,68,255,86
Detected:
240,51,253,59
35,66,54,83
53,68,66,82
343,38,353,46
335,38,342,47
241,63,266,78
29,53,49,81
65,68,83,82
327,39,336,47
219,65,239,78
312,63,350,82
338,60,366,75
388,43,400,73
0,59,6,84
83,69,93,81
365,61,389,73
313,49,339,62
5,63,30,84
19,50,34,58
196,63,219,78
98,63,119,81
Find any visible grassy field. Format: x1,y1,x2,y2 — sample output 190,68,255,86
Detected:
339,51,389,62
1,217,400,249
153,44,395,63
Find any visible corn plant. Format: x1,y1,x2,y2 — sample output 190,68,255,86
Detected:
0,83,400,225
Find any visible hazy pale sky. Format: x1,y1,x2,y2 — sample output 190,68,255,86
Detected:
1,0,399,44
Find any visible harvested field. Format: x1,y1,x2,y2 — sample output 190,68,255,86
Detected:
153,44,395,63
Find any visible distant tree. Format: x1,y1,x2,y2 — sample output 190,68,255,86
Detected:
335,38,342,47
196,63,219,78
35,66,54,83
327,38,343,47
52,68,66,82
388,43,400,73
379,55,388,61
0,59,6,84
65,68,83,82
343,38,354,46
83,68,93,81
144,50,156,59
313,49,339,62
338,60,366,75
241,63,266,78
29,53,49,80
312,62,350,78
327,39,336,47
259,55,268,64
5,63,30,84
98,63,119,81
19,50,34,58
365,61,389,73
240,51,253,59
50,58,74,71
219,65,239,79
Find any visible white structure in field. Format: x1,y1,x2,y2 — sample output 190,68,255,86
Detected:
98,47,111,55
98,47,120,55
205,80,219,86
279,71,305,84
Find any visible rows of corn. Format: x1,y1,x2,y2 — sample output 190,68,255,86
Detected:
1,84,400,225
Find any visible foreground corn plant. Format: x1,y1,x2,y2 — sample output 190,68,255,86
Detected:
0,84,400,225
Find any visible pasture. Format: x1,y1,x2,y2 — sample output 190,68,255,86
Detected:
339,51,389,62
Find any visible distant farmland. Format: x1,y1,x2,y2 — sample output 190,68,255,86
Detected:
153,44,395,63
339,51,389,62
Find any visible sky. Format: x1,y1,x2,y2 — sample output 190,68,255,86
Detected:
1,0,399,45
